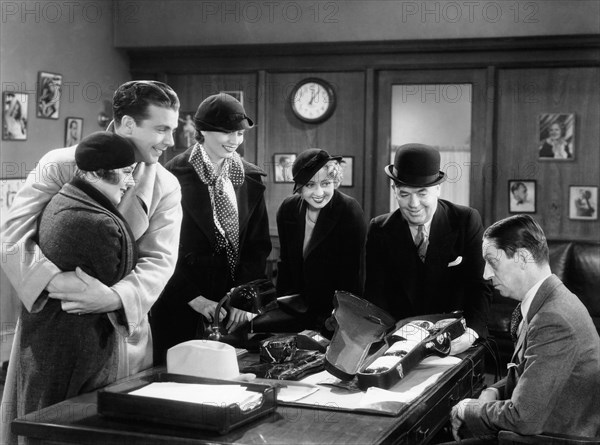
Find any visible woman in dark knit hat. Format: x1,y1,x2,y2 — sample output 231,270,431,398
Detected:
276,148,367,335
8,132,138,418
151,93,271,363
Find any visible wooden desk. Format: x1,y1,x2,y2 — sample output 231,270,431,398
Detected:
12,345,485,445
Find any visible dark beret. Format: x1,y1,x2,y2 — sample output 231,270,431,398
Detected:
292,148,342,193
75,132,136,171
194,93,255,133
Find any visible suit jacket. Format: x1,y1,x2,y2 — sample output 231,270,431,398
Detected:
0,144,182,377
364,199,491,338
464,275,600,437
276,191,367,330
151,148,271,361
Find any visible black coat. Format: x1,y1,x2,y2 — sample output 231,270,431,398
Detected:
276,190,367,330
151,149,271,362
364,199,491,338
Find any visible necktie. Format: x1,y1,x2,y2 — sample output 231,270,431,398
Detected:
415,225,428,262
510,302,523,344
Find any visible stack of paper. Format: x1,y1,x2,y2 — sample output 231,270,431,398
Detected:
129,382,263,411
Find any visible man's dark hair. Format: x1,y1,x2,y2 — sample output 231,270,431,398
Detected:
483,214,549,264
112,80,179,125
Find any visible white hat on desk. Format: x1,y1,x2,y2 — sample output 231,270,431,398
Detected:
167,340,240,380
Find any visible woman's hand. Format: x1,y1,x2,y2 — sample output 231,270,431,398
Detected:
226,307,253,332
188,295,226,322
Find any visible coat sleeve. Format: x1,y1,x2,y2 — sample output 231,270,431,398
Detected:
338,199,367,296
237,179,272,284
275,201,294,296
363,219,391,312
463,312,579,436
0,148,73,312
461,208,492,338
109,175,182,336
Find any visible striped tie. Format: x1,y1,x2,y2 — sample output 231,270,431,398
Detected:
415,225,428,262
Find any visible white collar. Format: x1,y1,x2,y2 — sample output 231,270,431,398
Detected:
521,274,552,321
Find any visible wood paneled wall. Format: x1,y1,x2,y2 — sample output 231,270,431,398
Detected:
130,35,600,241
495,67,600,240
263,71,366,234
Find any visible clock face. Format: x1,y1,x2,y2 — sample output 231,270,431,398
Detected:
291,79,336,123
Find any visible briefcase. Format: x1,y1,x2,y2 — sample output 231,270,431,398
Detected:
324,291,466,390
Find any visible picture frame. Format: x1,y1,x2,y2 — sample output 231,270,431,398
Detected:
36,71,62,119
538,113,575,161
273,153,296,183
220,91,244,106
175,111,196,151
0,178,27,226
64,117,83,146
508,180,536,214
340,156,354,187
2,92,28,141
569,185,598,221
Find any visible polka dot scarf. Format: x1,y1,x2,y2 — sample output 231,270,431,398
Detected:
189,143,245,278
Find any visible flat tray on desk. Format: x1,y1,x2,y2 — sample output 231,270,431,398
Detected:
97,372,277,434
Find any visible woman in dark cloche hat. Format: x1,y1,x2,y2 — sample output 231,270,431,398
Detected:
152,94,271,362
275,148,367,336
13,131,139,420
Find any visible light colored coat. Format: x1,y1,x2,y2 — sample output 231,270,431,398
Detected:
464,275,600,437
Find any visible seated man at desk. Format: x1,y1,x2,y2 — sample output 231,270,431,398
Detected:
450,215,600,442
364,143,491,340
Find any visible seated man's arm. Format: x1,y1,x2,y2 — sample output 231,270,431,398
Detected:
0,149,75,312
462,312,578,437
108,180,182,336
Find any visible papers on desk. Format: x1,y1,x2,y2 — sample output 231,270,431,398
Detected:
284,355,462,415
129,383,263,411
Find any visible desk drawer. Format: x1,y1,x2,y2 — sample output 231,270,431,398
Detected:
395,351,485,445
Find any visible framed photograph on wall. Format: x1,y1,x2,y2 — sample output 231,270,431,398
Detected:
36,71,62,119
569,185,598,221
64,117,83,146
340,156,354,187
273,153,296,183
2,92,28,141
508,180,536,213
175,111,196,151
220,91,244,106
538,113,575,161
0,178,27,226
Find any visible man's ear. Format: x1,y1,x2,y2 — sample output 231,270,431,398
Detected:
119,115,136,134
516,248,534,268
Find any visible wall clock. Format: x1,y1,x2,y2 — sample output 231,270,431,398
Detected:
290,78,336,124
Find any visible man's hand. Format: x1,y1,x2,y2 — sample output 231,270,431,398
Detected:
450,398,472,442
47,267,122,314
478,387,499,403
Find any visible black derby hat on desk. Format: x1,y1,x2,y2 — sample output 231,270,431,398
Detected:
75,132,136,171
194,93,255,133
385,143,446,187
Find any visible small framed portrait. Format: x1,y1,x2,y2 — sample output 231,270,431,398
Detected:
508,180,536,213
538,113,575,161
273,153,296,183
37,71,62,119
340,156,354,187
2,92,28,141
0,178,27,226
569,186,598,221
175,111,196,151
64,117,83,146
220,91,244,106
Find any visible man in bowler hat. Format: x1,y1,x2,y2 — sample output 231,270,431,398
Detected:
364,144,491,340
